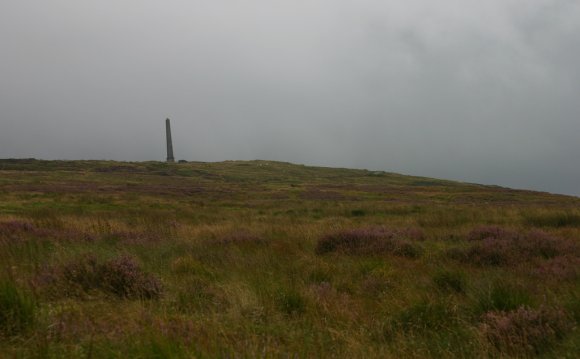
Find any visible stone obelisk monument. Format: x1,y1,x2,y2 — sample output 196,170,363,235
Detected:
166,118,175,163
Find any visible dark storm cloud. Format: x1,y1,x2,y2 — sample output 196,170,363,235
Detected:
1,1,579,195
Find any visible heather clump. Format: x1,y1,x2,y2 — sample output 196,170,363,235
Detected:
533,255,580,281
467,225,517,241
44,254,162,299
517,230,577,259
315,227,423,257
99,255,163,299
451,227,578,266
480,306,574,356
449,238,513,266
0,220,96,243
0,220,37,236
0,220,50,241
60,254,102,292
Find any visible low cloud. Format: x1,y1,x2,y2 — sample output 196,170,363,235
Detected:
1,1,579,195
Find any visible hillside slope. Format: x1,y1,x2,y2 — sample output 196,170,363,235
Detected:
0,159,579,357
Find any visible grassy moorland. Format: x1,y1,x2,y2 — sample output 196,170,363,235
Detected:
0,158,579,358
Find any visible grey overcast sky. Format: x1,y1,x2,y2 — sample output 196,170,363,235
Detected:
1,1,579,196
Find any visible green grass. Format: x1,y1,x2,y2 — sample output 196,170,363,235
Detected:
0,158,579,357
0,279,36,336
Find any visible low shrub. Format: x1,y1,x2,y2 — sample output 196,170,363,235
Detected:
480,306,574,356
0,221,37,236
451,227,578,266
466,239,513,266
315,227,423,257
44,254,162,299
0,279,36,336
0,220,95,243
517,230,576,259
100,256,163,299
467,226,517,241
0,220,50,242
61,254,102,292
448,239,512,266
533,255,580,281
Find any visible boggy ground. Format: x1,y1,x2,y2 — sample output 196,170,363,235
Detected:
0,159,579,358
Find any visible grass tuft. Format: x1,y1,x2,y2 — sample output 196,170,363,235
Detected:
433,270,465,293
474,281,532,314
277,289,307,315
387,300,458,335
0,279,36,336
524,212,580,227
350,209,367,217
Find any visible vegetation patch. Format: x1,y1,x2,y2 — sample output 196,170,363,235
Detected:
0,279,36,336
350,209,367,217
466,225,517,241
474,281,533,314
316,227,423,257
387,300,459,335
524,212,580,227
175,278,227,313
449,227,578,266
0,219,95,243
277,289,307,316
300,189,348,201
40,254,162,299
0,220,38,236
533,255,580,281
480,306,574,356
433,270,465,293
214,230,265,246
2,159,580,357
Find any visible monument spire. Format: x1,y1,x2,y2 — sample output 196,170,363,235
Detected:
166,118,175,163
